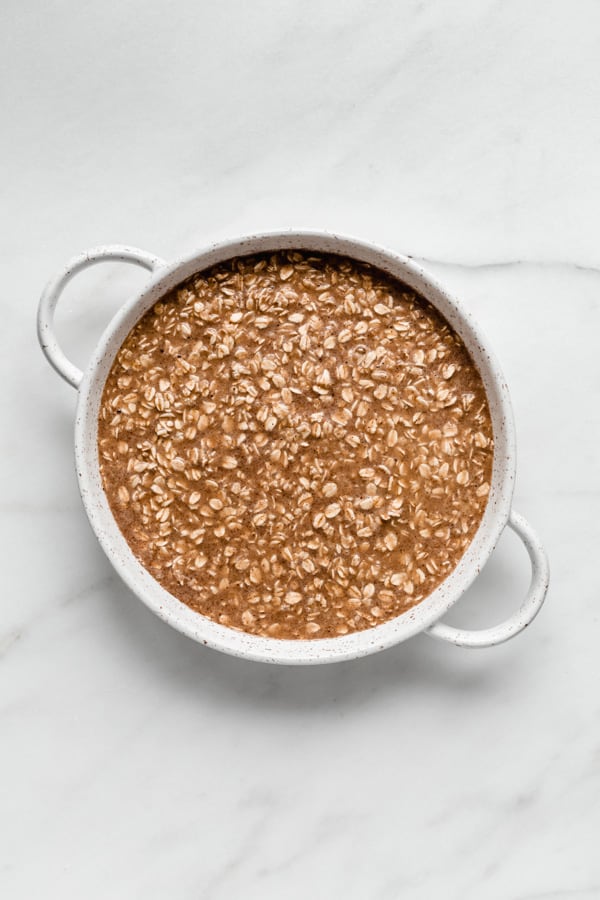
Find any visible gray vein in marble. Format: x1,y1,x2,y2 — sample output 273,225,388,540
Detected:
202,803,281,900
0,631,21,660
513,890,600,900
416,256,600,275
0,574,115,662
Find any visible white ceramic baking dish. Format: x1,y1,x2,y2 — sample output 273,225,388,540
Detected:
37,232,549,664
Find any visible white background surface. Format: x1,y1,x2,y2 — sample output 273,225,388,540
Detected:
1,1,599,897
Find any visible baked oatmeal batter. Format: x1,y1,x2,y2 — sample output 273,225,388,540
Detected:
98,251,494,638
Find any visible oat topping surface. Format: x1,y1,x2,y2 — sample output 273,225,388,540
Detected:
98,251,494,639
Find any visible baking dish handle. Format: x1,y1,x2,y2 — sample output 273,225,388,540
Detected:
37,245,166,390
426,510,549,648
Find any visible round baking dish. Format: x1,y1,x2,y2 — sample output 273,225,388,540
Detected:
37,231,549,664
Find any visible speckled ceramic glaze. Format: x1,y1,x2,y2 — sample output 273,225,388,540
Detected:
37,232,549,664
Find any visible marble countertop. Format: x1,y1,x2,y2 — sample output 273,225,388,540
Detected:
2,1,599,897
